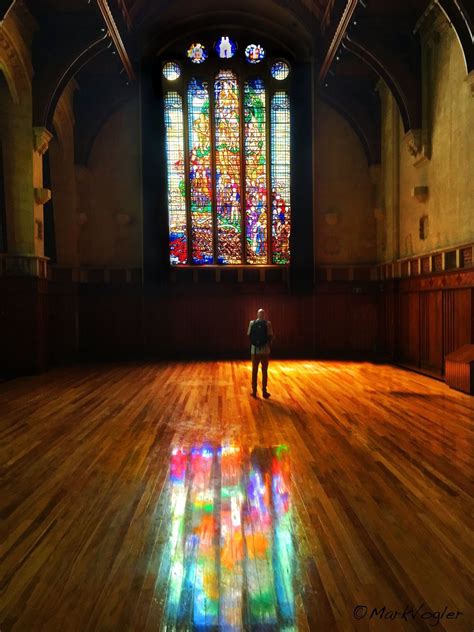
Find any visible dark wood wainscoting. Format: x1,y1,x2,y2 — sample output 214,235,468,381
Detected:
380,270,474,377
77,282,379,360
0,277,48,375
1,269,472,376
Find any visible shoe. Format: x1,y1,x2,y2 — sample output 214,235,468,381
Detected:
251,391,258,398
263,391,271,399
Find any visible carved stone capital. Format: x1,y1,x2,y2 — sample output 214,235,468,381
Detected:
34,187,51,205
33,127,53,154
404,129,430,166
405,129,422,157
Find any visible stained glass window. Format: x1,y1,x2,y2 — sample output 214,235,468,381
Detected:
215,36,237,59
271,92,291,263
244,78,268,263
188,79,213,264
271,60,290,80
187,43,207,64
162,61,181,81
215,70,242,264
163,60,291,266
245,44,266,63
164,92,187,264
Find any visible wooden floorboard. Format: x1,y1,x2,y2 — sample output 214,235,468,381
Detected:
0,360,473,631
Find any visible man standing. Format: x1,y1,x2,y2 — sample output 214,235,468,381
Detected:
248,308,274,398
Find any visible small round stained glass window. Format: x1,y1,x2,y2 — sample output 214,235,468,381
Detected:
162,61,181,80
215,36,237,59
245,44,266,64
271,60,290,80
187,43,208,64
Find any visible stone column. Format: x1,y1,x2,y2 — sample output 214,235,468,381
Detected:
49,81,79,269
32,126,53,258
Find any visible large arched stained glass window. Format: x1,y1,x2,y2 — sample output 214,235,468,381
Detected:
164,70,290,265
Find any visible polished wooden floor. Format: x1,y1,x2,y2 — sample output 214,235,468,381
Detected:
1,360,473,632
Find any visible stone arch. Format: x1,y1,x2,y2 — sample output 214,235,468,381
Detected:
0,10,33,105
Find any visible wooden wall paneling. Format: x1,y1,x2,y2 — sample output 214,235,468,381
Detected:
398,290,420,366
78,287,144,358
419,291,442,373
377,283,397,358
143,291,315,358
314,293,348,351
347,293,378,352
48,282,79,365
443,290,456,363
453,289,472,350
0,278,48,375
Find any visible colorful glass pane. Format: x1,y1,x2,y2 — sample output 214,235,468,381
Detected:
271,60,290,80
187,42,208,64
162,61,181,80
164,92,187,264
215,36,237,59
271,92,291,264
245,44,265,63
244,78,268,263
214,70,242,264
188,79,213,264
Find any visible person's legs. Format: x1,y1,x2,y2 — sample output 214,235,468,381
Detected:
251,354,260,395
261,356,269,396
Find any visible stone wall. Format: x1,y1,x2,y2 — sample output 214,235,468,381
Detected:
378,8,474,263
77,98,142,268
314,99,375,265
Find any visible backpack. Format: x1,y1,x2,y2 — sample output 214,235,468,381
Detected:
250,320,268,347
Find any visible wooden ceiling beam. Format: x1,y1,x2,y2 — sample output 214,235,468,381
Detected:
318,0,358,81
96,0,136,80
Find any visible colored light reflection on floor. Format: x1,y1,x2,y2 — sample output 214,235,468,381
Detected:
160,444,295,630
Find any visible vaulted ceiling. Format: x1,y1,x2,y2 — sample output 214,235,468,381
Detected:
20,0,474,166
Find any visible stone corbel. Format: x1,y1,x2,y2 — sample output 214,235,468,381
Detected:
33,127,53,155
404,129,430,166
34,187,51,205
